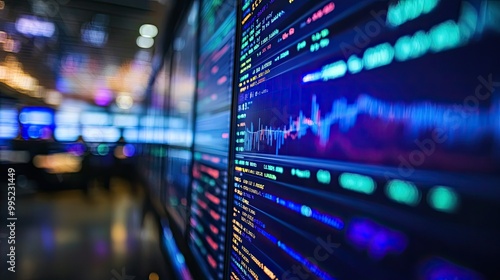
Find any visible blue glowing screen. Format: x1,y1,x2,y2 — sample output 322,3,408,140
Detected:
226,1,500,279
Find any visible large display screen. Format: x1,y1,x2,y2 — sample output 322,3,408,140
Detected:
226,0,500,279
189,0,236,279
165,1,199,233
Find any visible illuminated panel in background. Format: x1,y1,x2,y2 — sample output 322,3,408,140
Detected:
54,111,80,142
227,0,500,279
54,127,80,142
0,105,18,140
113,114,139,127
19,107,54,140
123,129,139,143
189,0,236,279
55,111,80,125
82,127,120,142
80,112,110,126
165,148,192,233
15,15,55,37
113,113,139,143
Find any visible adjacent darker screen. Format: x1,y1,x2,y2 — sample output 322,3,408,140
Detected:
166,147,192,231
227,0,500,279
189,0,236,279
147,63,169,198
165,2,199,233
168,2,198,148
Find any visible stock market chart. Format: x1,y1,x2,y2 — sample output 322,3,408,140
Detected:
227,0,500,279
189,0,236,279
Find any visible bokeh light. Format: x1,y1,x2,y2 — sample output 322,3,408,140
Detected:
94,88,113,106
139,24,158,38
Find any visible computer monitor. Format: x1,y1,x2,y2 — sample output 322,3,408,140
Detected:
226,0,500,279
189,0,236,279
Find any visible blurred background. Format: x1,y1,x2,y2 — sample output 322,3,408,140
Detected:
0,0,168,106
0,0,177,279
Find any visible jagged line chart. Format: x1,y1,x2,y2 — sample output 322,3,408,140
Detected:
243,94,500,155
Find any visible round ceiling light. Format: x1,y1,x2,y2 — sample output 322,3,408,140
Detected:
136,36,154,49
116,95,134,110
139,24,158,38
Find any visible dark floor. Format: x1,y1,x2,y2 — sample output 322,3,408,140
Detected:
13,178,172,280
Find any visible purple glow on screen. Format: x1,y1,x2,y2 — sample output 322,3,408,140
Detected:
346,218,408,260
418,257,482,280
